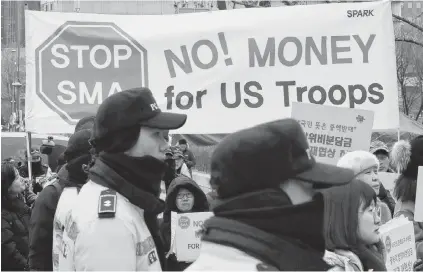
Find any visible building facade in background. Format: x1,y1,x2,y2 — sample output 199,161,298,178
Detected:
400,0,423,21
39,0,318,15
1,0,40,47
40,0,215,14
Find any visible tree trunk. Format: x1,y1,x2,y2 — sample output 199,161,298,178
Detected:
401,84,409,116
416,84,423,121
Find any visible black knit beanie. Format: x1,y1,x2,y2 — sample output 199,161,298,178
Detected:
64,129,92,161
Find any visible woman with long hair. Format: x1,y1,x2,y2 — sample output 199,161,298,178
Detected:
337,150,392,224
1,161,33,271
322,180,386,271
391,136,423,260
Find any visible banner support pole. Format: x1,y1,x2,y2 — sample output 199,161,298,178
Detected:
25,132,32,183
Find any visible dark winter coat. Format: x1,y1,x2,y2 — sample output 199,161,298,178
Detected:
163,158,177,192
378,183,396,215
1,195,32,271
182,149,196,170
160,176,209,271
28,161,87,271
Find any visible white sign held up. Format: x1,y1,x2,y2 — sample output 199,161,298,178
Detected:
379,216,417,271
174,212,213,262
291,102,374,165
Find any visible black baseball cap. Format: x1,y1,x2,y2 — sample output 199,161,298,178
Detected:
92,87,187,143
210,118,355,199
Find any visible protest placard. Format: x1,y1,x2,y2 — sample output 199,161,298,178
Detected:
25,0,398,134
174,212,213,262
291,102,374,164
379,216,417,271
415,167,423,222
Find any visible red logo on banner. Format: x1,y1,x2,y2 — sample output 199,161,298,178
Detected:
35,21,148,125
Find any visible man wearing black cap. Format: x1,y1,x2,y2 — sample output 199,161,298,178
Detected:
178,138,196,175
61,87,187,271
370,140,396,214
29,117,95,271
187,118,355,271
18,147,50,194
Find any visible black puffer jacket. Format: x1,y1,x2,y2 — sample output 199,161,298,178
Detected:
1,195,31,271
160,176,209,271
378,183,396,215
28,167,68,271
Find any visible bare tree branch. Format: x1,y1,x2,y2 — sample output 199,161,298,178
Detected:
395,38,423,48
392,14,423,33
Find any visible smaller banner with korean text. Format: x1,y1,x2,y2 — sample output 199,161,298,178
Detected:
171,212,213,262
379,216,417,271
291,102,374,164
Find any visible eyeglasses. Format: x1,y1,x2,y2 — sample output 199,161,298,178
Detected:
360,205,381,221
177,193,193,200
359,207,382,221
373,206,381,220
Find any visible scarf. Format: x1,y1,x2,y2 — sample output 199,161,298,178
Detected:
203,189,330,270
89,152,166,214
214,189,326,252
352,243,387,271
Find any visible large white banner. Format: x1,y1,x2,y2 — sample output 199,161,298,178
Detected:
25,0,399,134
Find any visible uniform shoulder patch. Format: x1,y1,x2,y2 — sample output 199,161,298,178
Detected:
147,250,158,265
98,189,117,218
256,263,278,271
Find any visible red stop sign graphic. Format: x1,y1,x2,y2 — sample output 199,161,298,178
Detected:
35,22,148,125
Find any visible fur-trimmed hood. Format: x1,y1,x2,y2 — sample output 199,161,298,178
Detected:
391,140,411,174
391,136,423,179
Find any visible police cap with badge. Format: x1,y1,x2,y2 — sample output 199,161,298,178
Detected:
92,87,188,218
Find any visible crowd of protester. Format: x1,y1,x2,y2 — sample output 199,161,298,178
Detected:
2,87,423,271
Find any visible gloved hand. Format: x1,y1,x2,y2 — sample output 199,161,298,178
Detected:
414,259,423,271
